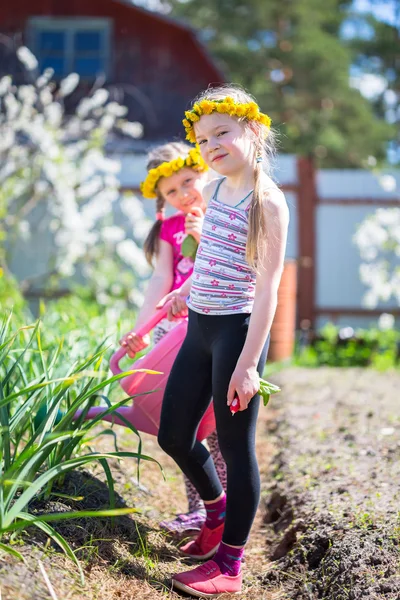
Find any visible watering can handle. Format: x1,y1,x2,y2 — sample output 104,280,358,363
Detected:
110,303,174,375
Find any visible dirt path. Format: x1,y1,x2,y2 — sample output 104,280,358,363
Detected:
262,367,400,600
1,368,399,599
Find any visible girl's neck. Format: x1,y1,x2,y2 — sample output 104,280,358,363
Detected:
222,163,255,198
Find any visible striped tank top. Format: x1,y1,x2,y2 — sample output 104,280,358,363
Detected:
187,178,256,315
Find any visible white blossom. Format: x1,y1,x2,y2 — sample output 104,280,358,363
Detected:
132,219,151,241
363,290,380,309
4,94,20,120
0,76,12,96
106,102,128,117
100,156,121,175
111,283,123,295
119,121,144,138
100,114,115,130
36,69,54,88
0,128,15,153
354,219,388,261
59,73,80,97
121,194,146,222
116,239,150,277
375,207,400,228
0,160,17,182
82,119,96,132
18,85,36,104
76,98,93,118
18,220,31,240
58,262,75,277
128,289,145,306
45,103,63,127
379,174,397,193
17,46,38,71
35,180,51,195
49,219,60,232
78,177,104,198
91,89,109,108
40,88,53,106
378,313,395,331
102,226,126,244
104,174,120,188
97,292,111,305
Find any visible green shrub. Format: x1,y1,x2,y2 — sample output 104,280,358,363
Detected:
295,322,399,370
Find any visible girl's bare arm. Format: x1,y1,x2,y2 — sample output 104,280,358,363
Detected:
227,189,290,409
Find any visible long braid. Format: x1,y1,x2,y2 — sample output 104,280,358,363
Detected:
247,140,268,269
143,194,166,265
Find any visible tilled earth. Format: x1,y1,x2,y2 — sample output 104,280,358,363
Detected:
261,367,400,600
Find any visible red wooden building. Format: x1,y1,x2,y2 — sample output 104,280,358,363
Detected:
0,0,224,140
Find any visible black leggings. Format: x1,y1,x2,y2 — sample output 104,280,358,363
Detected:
158,309,269,546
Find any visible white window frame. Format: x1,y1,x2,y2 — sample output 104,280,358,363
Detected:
27,17,112,80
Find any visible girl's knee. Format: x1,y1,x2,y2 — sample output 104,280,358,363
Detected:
157,426,190,459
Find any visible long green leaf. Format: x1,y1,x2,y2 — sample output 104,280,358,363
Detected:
0,378,77,409
3,432,85,512
4,451,154,526
7,507,138,532
0,382,11,472
2,322,40,389
98,459,116,524
17,512,85,585
0,540,25,562
76,369,161,404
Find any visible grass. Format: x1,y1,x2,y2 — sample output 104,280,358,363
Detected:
0,313,161,582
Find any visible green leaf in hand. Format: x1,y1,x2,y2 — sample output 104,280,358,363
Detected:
259,378,281,407
181,234,198,260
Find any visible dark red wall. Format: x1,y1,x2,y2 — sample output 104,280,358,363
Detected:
0,0,224,140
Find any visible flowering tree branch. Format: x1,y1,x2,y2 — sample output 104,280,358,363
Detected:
354,207,400,308
0,45,151,309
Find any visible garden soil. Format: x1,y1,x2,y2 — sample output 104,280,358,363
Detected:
0,367,399,599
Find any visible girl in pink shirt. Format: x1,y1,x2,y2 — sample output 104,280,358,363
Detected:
120,142,227,535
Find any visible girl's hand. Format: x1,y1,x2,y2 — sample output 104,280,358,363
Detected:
227,364,260,412
185,207,204,244
156,290,189,321
119,332,150,358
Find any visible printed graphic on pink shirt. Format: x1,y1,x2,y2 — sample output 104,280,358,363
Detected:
159,213,194,292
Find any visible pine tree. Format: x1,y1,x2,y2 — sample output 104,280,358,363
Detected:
170,0,395,166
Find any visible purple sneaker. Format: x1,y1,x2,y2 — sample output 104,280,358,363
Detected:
159,509,206,537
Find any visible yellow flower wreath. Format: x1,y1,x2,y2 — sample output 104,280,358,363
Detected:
140,147,208,199
183,97,271,143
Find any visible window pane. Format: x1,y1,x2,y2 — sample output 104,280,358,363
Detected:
39,31,65,52
40,57,66,76
73,57,103,76
74,31,102,52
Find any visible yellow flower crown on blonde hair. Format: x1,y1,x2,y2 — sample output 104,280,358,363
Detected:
183,97,272,143
140,146,208,199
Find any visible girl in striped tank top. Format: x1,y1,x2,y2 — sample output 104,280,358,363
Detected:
157,86,289,597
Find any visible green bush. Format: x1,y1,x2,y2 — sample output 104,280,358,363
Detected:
295,322,400,370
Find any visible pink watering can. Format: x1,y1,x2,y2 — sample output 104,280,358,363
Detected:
75,304,216,441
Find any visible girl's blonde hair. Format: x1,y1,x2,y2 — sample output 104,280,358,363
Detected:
192,84,277,269
143,141,197,265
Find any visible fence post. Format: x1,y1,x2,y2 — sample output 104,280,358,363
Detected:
296,156,317,328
